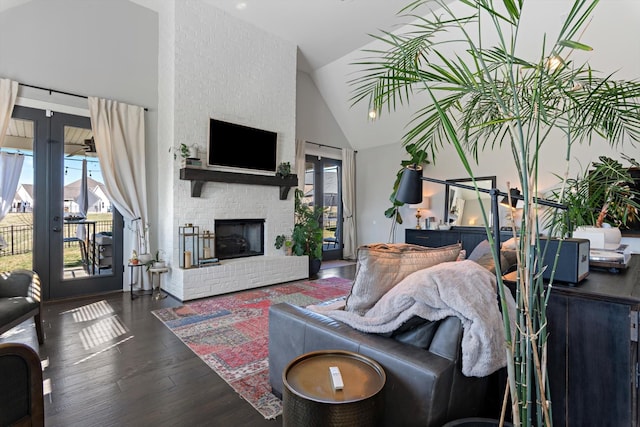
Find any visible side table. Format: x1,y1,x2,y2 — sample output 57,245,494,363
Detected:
149,267,169,300
283,350,386,427
128,263,152,300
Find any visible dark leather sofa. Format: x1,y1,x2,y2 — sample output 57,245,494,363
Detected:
269,302,493,427
0,270,44,344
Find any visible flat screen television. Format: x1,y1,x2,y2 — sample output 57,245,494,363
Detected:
208,118,278,173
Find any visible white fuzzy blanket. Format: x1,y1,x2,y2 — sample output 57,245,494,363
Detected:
309,260,516,377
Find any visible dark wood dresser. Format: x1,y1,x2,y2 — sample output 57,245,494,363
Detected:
405,227,513,253
406,228,640,426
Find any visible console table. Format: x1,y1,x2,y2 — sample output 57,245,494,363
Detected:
538,256,640,426
407,228,640,425
405,227,513,253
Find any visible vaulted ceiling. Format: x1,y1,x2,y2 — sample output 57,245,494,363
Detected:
5,1,637,153
197,1,640,153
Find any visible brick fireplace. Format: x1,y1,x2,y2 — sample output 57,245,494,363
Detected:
159,0,304,301
168,177,308,301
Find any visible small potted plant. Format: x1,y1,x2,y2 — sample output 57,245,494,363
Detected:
276,161,291,178
129,250,139,265
274,234,293,255
153,249,166,268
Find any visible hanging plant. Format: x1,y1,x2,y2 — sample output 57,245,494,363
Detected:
385,144,430,242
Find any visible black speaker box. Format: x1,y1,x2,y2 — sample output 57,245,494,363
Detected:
539,237,590,284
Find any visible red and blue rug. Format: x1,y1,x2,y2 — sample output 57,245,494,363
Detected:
152,276,353,419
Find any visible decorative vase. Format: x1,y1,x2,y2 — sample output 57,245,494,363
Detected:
154,261,166,269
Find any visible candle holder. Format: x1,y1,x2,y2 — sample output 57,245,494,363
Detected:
200,230,216,261
178,224,199,268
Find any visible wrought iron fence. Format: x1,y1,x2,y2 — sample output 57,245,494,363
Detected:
0,220,113,256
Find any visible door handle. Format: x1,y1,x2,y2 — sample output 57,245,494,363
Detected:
52,227,61,232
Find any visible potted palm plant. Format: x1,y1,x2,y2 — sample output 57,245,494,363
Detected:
351,1,640,425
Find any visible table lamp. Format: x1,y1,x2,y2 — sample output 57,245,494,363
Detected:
410,197,431,229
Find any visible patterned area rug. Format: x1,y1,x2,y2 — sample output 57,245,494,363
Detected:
152,277,353,419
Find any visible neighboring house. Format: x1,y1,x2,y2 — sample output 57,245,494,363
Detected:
12,183,33,213
11,179,112,214
63,177,111,214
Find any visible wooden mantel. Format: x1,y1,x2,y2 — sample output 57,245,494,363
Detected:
179,168,298,199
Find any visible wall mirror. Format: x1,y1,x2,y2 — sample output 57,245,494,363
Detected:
444,176,496,227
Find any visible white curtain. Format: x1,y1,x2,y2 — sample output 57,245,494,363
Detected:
0,78,18,148
0,152,24,248
295,139,306,191
342,148,357,259
88,97,148,253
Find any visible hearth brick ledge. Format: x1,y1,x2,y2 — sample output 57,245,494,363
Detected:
166,256,309,301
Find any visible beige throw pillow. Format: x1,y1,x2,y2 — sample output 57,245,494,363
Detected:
344,243,462,314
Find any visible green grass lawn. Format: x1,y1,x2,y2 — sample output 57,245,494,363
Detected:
0,212,112,271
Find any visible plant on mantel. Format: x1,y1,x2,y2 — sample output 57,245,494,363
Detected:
350,0,640,425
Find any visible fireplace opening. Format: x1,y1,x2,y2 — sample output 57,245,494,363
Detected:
215,219,265,260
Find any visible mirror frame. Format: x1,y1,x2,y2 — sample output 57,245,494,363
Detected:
444,176,497,227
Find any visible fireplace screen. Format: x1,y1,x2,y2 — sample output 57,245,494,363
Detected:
215,219,265,260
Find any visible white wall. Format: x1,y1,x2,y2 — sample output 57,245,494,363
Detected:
296,70,351,148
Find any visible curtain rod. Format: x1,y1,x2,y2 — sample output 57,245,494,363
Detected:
307,141,357,153
19,83,149,112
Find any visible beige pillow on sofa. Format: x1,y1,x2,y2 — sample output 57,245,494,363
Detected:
344,243,462,314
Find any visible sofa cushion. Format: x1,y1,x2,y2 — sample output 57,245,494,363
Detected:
0,297,38,327
380,316,442,349
345,243,462,314
468,239,515,273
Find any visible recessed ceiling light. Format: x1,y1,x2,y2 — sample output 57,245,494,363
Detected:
368,110,377,119
236,2,247,10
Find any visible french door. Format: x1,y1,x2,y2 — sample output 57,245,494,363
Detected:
304,155,343,261
3,106,123,300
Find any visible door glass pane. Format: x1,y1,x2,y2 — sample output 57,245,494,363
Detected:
0,119,34,271
304,161,315,206
323,164,340,250
62,126,114,280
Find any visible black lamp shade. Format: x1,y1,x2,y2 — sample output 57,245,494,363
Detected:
396,166,423,204
500,188,522,208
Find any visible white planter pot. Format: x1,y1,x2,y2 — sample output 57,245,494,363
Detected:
138,253,153,263
573,226,622,250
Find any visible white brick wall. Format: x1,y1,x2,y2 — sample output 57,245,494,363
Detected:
166,255,309,301
158,1,306,300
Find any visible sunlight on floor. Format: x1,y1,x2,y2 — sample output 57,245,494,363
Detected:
73,335,134,366
79,315,129,350
60,299,114,322
57,299,135,365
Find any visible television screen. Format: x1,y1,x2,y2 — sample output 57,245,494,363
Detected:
208,118,278,173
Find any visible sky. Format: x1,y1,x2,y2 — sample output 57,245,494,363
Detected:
11,151,104,186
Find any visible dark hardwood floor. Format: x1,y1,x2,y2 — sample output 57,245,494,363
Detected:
0,265,356,427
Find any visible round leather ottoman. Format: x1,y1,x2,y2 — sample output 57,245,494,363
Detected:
282,350,386,427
